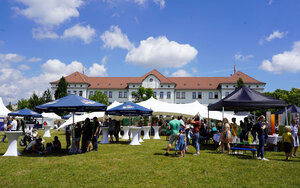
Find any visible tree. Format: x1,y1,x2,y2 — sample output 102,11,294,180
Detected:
131,87,155,103
17,99,29,110
237,78,244,89
89,91,109,106
41,89,53,103
6,102,13,111
28,92,43,110
54,76,68,99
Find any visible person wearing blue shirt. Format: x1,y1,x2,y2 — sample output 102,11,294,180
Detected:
256,115,269,161
1,117,12,142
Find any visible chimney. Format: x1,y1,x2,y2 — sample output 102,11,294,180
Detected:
234,64,236,74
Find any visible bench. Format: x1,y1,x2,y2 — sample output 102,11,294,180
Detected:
231,147,257,158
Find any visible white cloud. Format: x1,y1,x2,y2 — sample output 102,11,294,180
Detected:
32,28,59,39
101,56,108,64
234,53,254,62
14,0,83,26
28,57,42,62
86,63,108,77
191,68,198,73
125,36,198,68
134,0,147,6
101,25,134,50
0,53,25,63
171,69,191,77
260,41,300,73
153,0,165,9
62,24,96,44
259,30,288,45
18,64,30,70
0,59,108,104
268,0,274,5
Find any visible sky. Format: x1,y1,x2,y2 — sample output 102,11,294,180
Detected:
0,0,300,105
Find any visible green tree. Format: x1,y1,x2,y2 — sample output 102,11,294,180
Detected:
28,92,43,110
237,78,244,89
54,76,68,99
17,98,29,110
89,91,109,106
6,102,13,111
41,89,53,104
131,87,155,103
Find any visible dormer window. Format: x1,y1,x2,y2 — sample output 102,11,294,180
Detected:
149,78,153,82
197,83,200,86
184,83,186,86
209,84,212,86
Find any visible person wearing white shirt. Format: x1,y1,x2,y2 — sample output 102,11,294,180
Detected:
10,117,18,131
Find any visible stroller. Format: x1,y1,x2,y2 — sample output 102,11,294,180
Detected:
19,129,38,146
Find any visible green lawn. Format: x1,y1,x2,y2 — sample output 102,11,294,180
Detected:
0,130,299,188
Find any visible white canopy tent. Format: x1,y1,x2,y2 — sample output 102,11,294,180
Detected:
0,97,11,117
138,97,246,123
41,112,61,119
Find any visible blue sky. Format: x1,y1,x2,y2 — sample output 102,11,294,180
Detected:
0,0,299,104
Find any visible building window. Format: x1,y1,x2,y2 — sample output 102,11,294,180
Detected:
161,85,163,88
176,92,180,99
74,85,76,87
73,90,77,95
198,92,202,99
167,92,171,99
214,92,218,99
153,92,156,98
89,91,94,96
226,85,228,88
225,92,229,97
160,92,164,99
109,91,112,98
192,92,196,99
68,90,71,95
256,85,259,88
104,91,107,97
248,85,251,88
80,85,82,87
209,92,213,99
149,78,153,82
124,91,127,98
133,85,135,88
181,92,185,99
119,91,122,98
79,91,83,97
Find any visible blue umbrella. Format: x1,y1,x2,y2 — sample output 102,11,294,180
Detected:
35,94,107,153
106,102,152,116
8,108,43,118
35,94,107,112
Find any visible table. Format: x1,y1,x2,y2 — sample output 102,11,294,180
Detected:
138,129,144,143
267,134,282,145
153,126,161,139
100,127,110,144
25,124,35,131
3,131,23,156
129,127,141,145
43,125,52,137
122,126,130,140
142,126,151,139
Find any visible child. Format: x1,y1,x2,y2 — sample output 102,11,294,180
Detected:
283,126,294,161
176,128,186,157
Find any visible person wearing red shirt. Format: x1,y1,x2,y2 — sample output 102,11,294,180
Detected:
190,115,201,155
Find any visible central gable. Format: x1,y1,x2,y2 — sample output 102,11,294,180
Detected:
141,74,161,89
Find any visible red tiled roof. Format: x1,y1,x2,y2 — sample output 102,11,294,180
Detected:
50,72,89,84
50,70,264,90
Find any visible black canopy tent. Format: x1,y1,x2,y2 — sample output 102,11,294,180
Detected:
274,104,300,115
208,86,286,123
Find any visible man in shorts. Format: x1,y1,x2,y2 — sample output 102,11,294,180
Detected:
165,116,181,156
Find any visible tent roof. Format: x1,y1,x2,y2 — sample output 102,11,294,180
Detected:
0,97,11,116
208,86,286,111
274,104,300,115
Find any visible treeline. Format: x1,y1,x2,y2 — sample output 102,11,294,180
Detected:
17,89,53,110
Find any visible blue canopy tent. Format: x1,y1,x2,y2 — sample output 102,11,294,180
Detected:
35,94,107,153
274,104,300,115
61,113,73,120
106,101,152,117
8,108,43,118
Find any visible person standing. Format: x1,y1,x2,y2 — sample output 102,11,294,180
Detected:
1,117,12,142
283,126,293,161
114,120,120,143
165,116,181,156
190,115,201,155
74,122,82,153
92,117,101,151
108,118,115,143
256,115,268,161
290,119,299,157
219,118,232,154
230,118,238,143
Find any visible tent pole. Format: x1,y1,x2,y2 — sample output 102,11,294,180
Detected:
285,107,288,125
69,112,76,154
222,107,224,120
208,110,210,127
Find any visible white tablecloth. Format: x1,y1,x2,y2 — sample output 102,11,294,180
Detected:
267,134,282,145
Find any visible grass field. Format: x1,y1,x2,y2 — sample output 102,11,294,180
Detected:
0,130,299,188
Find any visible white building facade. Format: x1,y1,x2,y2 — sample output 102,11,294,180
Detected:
50,69,265,106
